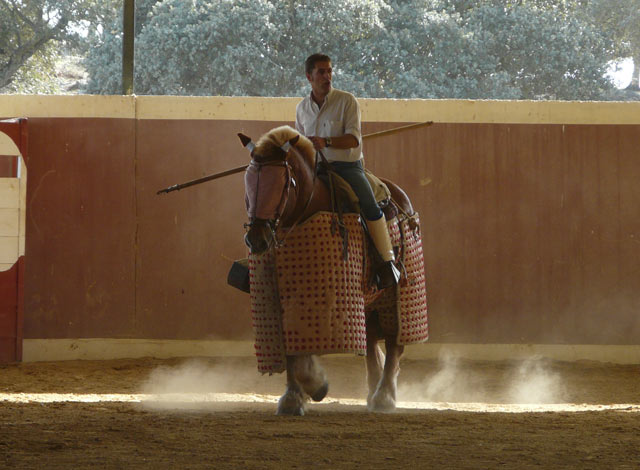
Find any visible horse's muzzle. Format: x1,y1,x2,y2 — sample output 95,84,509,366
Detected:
244,220,275,255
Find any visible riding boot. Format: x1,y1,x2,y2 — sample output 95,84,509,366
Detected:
366,216,401,289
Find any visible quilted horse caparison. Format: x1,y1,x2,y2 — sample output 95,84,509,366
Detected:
249,211,428,374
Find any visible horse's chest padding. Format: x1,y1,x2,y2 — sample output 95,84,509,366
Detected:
249,211,428,374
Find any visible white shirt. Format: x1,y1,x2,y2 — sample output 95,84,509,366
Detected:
295,88,363,162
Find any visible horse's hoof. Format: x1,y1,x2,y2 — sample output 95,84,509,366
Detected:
276,394,306,416
276,406,305,416
310,381,329,402
367,392,397,413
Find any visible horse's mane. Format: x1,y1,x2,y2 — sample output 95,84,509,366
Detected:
254,125,315,165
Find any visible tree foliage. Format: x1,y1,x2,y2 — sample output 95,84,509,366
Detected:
83,0,625,100
2,0,634,98
85,0,391,96
0,0,113,91
2,42,62,94
464,4,617,99
585,0,640,89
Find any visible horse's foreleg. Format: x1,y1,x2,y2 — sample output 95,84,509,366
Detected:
293,355,329,402
365,316,385,409
276,356,306,416
369,337,404,413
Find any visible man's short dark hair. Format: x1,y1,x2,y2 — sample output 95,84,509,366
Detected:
305,53,331,75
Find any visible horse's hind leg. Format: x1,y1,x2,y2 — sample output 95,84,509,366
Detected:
293,355,329,402
276,356,307,416
369,337,404,413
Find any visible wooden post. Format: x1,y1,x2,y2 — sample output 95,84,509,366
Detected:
122,0,135,95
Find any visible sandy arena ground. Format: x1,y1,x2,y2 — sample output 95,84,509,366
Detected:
1,354,639,469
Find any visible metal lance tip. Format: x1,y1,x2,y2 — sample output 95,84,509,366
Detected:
157,184,179,195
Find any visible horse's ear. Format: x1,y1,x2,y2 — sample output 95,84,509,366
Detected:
280,135,299,154
238,133,256,155
238,133,252,147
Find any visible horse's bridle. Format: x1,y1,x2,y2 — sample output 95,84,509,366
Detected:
242,135,318,249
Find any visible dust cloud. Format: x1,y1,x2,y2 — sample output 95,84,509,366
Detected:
399,349,566,404
138,352,568,411
138,359,278,410
505,357,566,404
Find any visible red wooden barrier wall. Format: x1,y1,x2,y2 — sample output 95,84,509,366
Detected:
0,118,27,362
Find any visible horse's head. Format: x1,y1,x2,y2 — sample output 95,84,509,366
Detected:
239,126,315,254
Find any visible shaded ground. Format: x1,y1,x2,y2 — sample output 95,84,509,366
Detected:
1,356,639,469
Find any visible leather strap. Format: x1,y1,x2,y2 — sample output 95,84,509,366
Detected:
318,151,349,261
274,147,319,247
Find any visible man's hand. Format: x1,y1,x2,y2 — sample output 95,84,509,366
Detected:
308,136,327,150
307,134,358,150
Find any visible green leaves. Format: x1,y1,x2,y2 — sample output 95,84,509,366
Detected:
0,0,121,91
5,0,631,98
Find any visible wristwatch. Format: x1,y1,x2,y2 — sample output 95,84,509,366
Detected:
325,137,332,148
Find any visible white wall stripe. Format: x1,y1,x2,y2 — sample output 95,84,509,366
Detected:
0,95,639,124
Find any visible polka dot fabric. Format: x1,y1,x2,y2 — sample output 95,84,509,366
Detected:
249,211,428,374
393,215,429,345
366,214,429,345
275,213,368,359
248,249,286,374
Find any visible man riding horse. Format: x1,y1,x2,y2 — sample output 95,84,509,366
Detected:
236,55,429,415
296,53,400,289
158,55,428,414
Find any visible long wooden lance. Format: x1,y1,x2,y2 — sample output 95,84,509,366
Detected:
157,120,433,195
156,164,248,195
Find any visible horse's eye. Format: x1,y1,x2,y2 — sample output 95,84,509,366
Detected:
291,177,296,188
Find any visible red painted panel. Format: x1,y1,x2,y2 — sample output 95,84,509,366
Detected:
0,118,28,166
19,116,640,345
135,119,286,339
0,155,17,177
0,259,20,362
23,118,136,338
364,122,640,344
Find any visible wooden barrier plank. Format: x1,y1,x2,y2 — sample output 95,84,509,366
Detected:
0,178,19,208
18,159,25,257
0,208,19,236
0,237,18,264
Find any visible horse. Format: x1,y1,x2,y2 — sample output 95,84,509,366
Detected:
239,125,426,415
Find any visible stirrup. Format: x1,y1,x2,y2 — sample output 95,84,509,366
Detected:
375,260,401,289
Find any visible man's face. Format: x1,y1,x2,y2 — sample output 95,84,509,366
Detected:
306,60,332,97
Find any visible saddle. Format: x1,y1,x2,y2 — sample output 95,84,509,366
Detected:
316,163,399,225
317,168,391,214
315,161,403,279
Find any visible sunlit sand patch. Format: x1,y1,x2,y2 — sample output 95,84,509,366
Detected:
395,401,640,413
1,392,639,413
0,393,278,405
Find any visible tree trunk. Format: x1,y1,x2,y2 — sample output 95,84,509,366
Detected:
0,13,68,90
0,36,51,90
